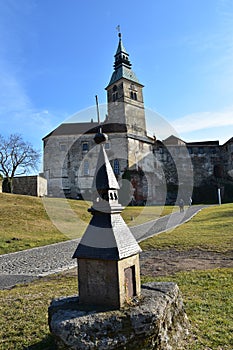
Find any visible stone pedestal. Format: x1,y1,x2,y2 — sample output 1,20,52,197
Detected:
48,282,189,350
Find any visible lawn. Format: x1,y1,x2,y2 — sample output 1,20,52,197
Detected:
142,268,233,350
0,268,232,350
0,203,232,349
0,193,176,254
140,204,233,253
0,194,68,254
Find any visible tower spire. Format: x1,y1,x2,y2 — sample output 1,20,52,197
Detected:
106,30,140,88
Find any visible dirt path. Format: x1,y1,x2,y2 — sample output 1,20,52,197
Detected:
59,248,233,281
139,249,233,277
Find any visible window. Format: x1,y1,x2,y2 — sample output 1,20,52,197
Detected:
104,142,110,150
130,83,135,90
60,143,67,151
82,142,89,152
112,92,118,102
198,147,204,154
159,147,164,154
84,160,89,176
212,148,217,154
113,159,120,175
130,91,137,100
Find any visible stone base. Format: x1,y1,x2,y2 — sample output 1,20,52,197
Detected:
48,282,189,350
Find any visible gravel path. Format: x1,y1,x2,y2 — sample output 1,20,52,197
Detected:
0,205,206,289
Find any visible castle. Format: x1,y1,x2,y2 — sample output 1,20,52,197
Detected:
43,33,233,204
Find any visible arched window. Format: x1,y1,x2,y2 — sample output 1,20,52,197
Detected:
130,91,137,100
112,85,118,102
113,159,120,175
112,92,118,102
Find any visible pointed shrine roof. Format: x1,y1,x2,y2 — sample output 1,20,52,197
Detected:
72,213,141,260
94,144,119,190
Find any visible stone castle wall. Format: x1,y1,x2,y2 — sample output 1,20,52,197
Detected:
11,175,47,197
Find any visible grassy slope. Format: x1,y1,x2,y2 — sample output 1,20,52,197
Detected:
0,194,67,254
140,204,233,252
0,202,232,349
0,193,176,254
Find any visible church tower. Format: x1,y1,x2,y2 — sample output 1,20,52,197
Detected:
106,33,146,136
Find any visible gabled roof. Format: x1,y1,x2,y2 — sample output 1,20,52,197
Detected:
43,122,99,139
163,135,186,146
43,122,127,140
222,137,233,146
187,140,219,146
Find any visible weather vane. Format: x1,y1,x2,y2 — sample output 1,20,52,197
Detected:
116,25,121,38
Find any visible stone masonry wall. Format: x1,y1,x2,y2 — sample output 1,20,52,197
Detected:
12,175,47,197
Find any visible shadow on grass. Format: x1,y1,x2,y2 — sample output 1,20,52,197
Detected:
26,334,56,350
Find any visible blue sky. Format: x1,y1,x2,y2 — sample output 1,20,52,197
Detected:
0,0,233,164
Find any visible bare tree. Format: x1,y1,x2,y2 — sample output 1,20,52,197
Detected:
0,134,41,193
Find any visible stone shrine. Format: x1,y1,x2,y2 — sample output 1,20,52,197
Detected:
72,131,142,308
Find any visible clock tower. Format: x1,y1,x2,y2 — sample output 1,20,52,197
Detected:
105,33,146,136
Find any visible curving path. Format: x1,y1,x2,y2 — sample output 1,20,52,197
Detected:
0,205,206,289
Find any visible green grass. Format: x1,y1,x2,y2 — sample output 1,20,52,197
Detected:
0,268,232,350
121,204,176,226
0,193,176,254
141,268,233,350
0,199,232,349
0,194,66,254
140,204,233,252
0,273,77,350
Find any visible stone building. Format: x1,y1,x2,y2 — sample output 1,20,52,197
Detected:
43,33,233,204
154,135,233,203
43,33,160,204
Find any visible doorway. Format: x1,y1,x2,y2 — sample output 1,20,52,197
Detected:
124,265,136,298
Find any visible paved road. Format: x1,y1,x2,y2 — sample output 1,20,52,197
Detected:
0,205,206,289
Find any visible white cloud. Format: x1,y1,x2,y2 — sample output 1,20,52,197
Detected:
0,61,61,151
172,108,233,134
0,64,31,113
